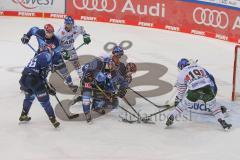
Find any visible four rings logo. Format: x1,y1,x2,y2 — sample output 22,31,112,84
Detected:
73,0,165,17
73,0,117,12
193,7,229,29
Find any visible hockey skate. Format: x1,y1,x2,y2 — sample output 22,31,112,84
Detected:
218,118,232,130
49,117,60,128
166,115,174,127
19,111,31,122
84,112,92,123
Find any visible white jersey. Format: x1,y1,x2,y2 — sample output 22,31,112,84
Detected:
176,65,211,99
56,25,86,51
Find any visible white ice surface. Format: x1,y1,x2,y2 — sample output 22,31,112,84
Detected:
0,16,239,160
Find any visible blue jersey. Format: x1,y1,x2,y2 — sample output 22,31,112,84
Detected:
26,27,61,54
23,51,52,80
83,58,129,92
82,58,106,76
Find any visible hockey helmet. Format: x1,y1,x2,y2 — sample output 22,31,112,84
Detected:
177,58,190,70
44,24,54,33
64,16,74,25
112,45,124,57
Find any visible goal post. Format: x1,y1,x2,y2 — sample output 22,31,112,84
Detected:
232,45,240,101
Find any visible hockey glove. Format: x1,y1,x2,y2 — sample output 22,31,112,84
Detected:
174,96,181,107
118,88,127,98
45,83,56,96
21,34,30,44
83,34,91,45
84,71,94,83
61,50,70,60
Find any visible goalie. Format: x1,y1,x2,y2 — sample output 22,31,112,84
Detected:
166,58,232,130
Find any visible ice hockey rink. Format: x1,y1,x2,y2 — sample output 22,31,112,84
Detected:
1,16,240,160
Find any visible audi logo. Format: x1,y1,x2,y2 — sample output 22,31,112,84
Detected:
73,0,117,12
193,7,229,29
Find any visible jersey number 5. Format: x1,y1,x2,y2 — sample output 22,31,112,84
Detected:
28,58,37,68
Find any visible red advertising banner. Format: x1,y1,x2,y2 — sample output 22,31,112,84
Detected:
0,0,239,43
66,0,240,43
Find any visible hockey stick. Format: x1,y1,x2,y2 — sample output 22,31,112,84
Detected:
122,97,144,120
49,83,79,119
142,105,175,121
164,87,177,106
75,42,86,51
27,43,37,53
128,87,166,108
94,84,139,119
53,93,79,119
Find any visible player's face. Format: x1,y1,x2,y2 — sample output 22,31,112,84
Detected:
45,31,54,39
112,55,121,66
105,61,114,71
65,24,73,32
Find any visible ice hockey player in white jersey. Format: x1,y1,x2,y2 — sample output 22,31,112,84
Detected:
56,16,91,79
166,58,232,130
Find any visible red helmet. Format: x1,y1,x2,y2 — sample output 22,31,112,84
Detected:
44,24,54,33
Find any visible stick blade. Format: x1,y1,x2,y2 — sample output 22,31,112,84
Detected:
69,114,80,119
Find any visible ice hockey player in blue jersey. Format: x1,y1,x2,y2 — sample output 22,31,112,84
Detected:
19,50,60,128
21,24,78,92
21,24,61,54
79,46,136,123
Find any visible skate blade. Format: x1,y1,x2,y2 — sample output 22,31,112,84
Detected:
87,121,93,125
18,121,30,125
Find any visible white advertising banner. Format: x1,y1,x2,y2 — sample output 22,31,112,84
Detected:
196,0,240,8
0,0,65,13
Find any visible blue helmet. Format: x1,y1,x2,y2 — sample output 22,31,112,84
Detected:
64,16,74,25
112,46,124,57
95,72,106,82
177,58,190,70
